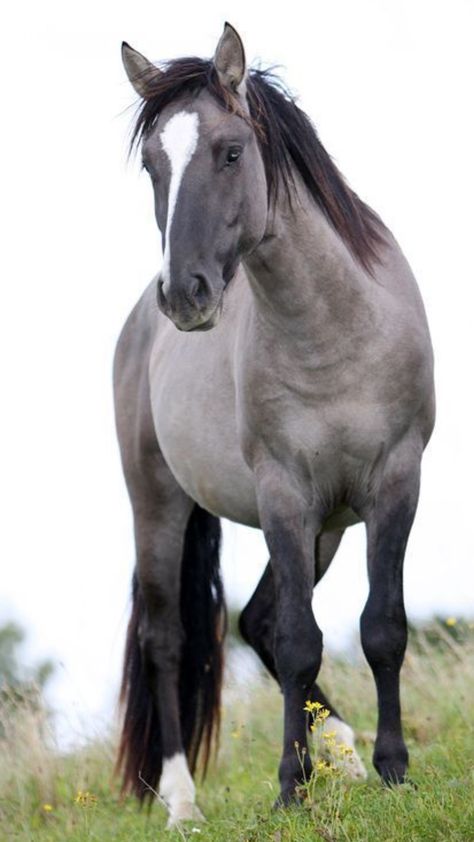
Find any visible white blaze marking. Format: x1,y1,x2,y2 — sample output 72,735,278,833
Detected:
160,111,200,293
159,752,204,827
320,715,368,780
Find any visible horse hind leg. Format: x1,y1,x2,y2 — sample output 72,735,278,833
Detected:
118,460,192,818
116,437,223,824
239,529,366,780
238,531,345,682
118,464,225,826
312,530,367,780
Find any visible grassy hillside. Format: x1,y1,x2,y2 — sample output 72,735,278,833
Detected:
1,621,473,841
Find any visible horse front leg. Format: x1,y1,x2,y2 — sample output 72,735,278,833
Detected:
257,482,323,804
239,552,367,782
360,453,421,784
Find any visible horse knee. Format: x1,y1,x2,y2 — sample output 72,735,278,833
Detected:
360,605,407,672
275,616,322,690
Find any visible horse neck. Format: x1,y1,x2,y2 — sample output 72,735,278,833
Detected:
243,177,376,346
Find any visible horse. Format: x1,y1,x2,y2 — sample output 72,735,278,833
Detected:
114,22,435,828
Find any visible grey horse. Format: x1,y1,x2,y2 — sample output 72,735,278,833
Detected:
114,22,435,828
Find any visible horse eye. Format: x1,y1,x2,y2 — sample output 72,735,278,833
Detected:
225,147,242,166
142,161,159,184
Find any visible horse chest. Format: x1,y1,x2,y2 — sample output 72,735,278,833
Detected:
239,351,389,466
149,332,260,526
150,343,382,526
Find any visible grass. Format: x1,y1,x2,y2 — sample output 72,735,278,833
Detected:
1,622,473,841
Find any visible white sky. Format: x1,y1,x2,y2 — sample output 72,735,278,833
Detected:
1,0,473,746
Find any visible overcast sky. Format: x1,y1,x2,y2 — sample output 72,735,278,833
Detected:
1,0,473,747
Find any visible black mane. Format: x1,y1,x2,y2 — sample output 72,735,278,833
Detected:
131,57,386,273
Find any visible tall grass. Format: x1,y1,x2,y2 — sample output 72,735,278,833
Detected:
1,621,473,841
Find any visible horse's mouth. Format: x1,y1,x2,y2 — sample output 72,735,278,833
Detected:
175,300,223,332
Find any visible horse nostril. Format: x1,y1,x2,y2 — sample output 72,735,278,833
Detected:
190,273,210,307
157,278,168,309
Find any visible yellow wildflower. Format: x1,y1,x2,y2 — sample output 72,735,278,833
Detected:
340,745,354,756
446,617,457,627
304,700,323,713
75,790,97,807
42,804,53,813
322,730,337,740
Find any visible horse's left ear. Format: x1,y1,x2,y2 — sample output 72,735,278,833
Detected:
214,23,247,95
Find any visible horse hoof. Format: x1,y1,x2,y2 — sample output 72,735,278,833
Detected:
378,766,408,786
341,751,368,781
273,790,303,810
381,774,418,791
166,802,205,829
319,718,368,780
374,742,408,787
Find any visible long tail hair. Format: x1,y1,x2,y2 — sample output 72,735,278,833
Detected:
116,504,225,802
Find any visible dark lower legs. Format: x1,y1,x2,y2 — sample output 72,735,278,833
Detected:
360,462,420,784
247,447,421,797
240,529,367,785
252,500,323,802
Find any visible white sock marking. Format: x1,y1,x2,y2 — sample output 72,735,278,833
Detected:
159,752,204,827
160,111,200,293
320,715,368,780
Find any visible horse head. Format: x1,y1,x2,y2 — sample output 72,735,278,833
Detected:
122,24,268,332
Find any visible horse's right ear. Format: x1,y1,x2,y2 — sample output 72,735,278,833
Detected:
122,42,162,99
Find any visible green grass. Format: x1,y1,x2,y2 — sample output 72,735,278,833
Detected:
1,624,473,841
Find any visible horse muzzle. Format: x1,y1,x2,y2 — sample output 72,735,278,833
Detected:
156,273,223,332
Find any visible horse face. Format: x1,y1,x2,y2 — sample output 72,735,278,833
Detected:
122,25,268,332
143,92,267,331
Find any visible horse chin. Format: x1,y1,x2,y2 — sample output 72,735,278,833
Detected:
174,301,222,333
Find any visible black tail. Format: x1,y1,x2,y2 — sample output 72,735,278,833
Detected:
116,504,226,802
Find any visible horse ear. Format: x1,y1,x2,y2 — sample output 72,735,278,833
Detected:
214,23,247,95
122,42,162,99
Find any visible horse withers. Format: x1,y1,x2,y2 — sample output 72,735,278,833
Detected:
114,23,435,827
